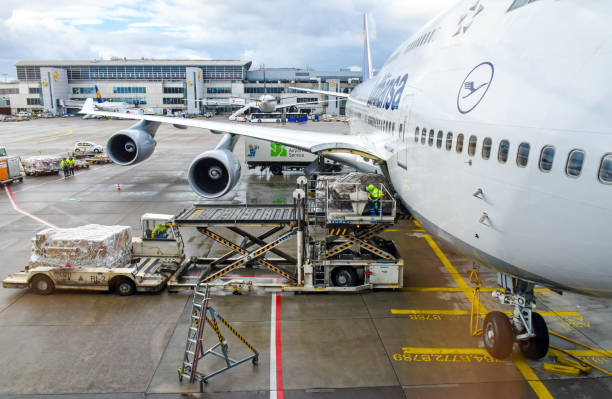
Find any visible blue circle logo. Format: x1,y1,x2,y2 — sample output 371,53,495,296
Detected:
457,62,494,114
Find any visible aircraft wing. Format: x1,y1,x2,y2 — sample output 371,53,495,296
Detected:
80,98,382,161
288,87,350,98
274,100,327,110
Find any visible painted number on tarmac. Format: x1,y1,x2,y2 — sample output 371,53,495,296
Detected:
392,352,503,364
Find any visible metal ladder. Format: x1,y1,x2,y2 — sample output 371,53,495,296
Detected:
178,281,259,392
314,264,326,286
179,282,210,383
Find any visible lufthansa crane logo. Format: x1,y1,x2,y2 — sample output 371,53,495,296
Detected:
457,62,494,114
52,71,59,82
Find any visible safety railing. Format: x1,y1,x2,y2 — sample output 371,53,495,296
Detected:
305,179,396,223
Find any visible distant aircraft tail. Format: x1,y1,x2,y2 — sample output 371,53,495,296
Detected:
95,85,102,103
362,13,373,81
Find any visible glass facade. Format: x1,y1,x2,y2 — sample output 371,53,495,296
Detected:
29,87,41,94
72,87,96,94
207,87,232,94
16,64,245,81
0,88,19,95
27,98,41,105
113,87,146,94
163,98,185,105
245,87,284,94
163,87,184,94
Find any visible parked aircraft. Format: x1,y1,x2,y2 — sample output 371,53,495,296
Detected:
81,1,612,361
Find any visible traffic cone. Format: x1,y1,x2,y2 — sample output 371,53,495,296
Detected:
116,183,121,191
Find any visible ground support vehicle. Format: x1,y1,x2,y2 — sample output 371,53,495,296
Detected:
245,137,341,175
0,147,25,185
73,141,104,154
168,176,403,293
86,156,112,165
3,214,184,295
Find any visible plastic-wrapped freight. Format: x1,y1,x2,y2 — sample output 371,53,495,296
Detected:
315,172,388,211
22,155,62,175
30,225,132,268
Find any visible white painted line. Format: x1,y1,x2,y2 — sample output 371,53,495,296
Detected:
4,185,59,228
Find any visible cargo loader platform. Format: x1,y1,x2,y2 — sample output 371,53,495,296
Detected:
168,176,404,293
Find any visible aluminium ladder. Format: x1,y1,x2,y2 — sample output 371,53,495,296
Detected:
178,282,259,392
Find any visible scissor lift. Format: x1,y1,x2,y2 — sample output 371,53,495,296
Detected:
167,176,404,292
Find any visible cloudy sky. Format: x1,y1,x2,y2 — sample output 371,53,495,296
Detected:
0,0,457,79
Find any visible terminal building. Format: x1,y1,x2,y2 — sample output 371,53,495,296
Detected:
0,59,361,116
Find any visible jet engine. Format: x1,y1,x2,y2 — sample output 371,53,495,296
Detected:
106,120,161,165
187,149,241,198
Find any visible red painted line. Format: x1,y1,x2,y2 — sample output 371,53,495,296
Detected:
4,185,59,228
275,294,284,398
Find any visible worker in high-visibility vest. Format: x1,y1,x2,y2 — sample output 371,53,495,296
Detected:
151,224,168,239
366,184,382,216
61,158,69,179
68,157,75,176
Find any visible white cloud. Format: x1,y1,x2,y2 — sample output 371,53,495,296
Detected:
0,0,459,78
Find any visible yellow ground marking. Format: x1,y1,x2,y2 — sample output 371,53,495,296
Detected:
422,233,552,399
391,309,581,318
6,130,73,144
408,229,426,232
401,286,551,293
384,229,400,232
513,355,554,399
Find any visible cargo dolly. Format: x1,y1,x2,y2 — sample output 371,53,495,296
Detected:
168,176,404,292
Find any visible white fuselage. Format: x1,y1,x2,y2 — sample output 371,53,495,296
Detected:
346,0,612,297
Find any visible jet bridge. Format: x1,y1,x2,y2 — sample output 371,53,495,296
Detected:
167,176,404,293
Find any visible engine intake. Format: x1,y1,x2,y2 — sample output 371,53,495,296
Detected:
106,120,160,165
188,149,241,198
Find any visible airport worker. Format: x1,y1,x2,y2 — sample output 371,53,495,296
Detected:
152,224,168,239
366,184,382,216
69,157,75,176
61,158,69,179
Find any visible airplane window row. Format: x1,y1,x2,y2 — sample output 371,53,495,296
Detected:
414,127,612,184
403,28,436,55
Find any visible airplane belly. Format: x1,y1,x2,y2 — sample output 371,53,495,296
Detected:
387,151,612,298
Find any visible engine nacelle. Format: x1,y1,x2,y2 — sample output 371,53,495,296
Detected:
188,149,241,198
106,120,160,165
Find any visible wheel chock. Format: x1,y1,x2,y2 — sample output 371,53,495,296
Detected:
556,356,592,375
543,362,581,377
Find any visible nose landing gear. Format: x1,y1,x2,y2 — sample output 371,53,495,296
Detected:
483,275,549,360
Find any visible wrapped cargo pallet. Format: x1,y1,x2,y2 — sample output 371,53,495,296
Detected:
30,225,132,268
22,155,62,175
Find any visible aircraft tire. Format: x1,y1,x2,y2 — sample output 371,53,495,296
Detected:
483,311,514,359
518,312,549,360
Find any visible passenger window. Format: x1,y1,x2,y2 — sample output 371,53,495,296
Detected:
516,143,530,167
566,149,585,177
446,132,453,151
436,130,443,148
539,146,555,172
481,137,492,160
498,140,509,163
599,154,612,184
421,128,426,144
415,127,419,142
428,129,434,146
456,134,464,153
468,135,477,156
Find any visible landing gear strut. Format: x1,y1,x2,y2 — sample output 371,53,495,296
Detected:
483,274,549,360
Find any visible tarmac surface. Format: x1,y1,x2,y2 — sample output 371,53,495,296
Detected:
0,116,611,398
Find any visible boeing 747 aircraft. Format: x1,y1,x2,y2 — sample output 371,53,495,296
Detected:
80,0,612,360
